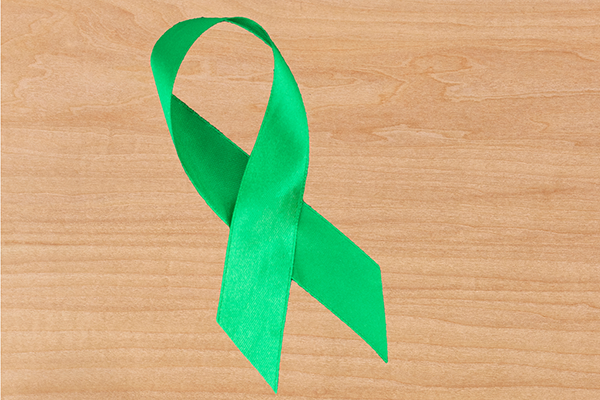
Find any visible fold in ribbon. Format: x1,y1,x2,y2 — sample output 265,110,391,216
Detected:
151,17,387,392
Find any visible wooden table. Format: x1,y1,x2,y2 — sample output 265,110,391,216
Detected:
3,1,599,398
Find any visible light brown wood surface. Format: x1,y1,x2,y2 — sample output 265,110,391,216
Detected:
3,1,600,399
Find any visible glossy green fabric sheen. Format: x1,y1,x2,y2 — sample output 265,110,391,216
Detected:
151,17,387,392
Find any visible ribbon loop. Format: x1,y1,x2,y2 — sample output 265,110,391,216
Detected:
151,17,387,392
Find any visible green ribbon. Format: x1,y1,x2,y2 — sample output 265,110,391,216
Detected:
151,17,387,392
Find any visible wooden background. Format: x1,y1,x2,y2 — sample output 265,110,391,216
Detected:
3,1,600,398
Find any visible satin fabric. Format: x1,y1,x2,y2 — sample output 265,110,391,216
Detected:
151,17,387,392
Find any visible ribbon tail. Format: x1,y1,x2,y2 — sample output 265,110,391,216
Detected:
294,204,388,362
216,264,290,392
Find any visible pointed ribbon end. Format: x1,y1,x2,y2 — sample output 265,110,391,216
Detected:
217,314,282,393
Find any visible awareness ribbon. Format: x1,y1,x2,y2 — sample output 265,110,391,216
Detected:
151,17,387,392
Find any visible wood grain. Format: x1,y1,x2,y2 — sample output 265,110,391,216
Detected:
2,1,600,398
